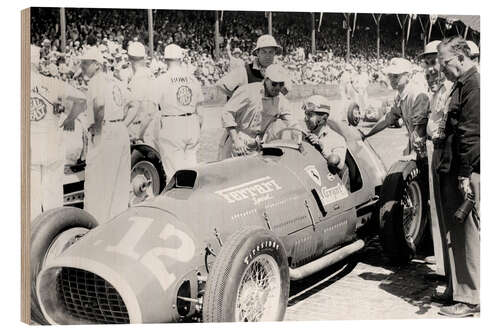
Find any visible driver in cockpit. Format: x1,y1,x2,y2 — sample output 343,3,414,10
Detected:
303,95,349,187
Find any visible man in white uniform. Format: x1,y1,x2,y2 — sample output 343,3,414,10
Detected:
81,47,135,223
30,45,87,220
125,42,160,150
156,44,203,180
219,64,297,158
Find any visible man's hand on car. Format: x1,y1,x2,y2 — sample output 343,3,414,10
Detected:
232,135,249,156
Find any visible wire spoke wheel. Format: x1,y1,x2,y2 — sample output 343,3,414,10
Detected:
401,181,422,243
235,254,281,322
129,160,160,205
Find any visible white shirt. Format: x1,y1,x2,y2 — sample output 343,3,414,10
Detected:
86,71,132,124
31,71,86,164
156,66,203,116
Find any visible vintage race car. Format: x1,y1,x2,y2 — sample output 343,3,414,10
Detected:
31,119,428,324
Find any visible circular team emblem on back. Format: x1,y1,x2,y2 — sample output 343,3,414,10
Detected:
112,85,124,107
30,97,48,122
177,85,193,106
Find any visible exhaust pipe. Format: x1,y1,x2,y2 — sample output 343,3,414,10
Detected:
289,239,365,280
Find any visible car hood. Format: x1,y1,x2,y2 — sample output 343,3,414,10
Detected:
36,207,203,324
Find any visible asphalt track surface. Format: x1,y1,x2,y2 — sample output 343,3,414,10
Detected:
197,97,453,321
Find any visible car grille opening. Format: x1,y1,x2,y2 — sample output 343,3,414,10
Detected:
57,267,130,324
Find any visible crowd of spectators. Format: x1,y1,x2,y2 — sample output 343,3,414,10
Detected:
31,8,430,89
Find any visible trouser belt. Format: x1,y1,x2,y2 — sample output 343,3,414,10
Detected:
162,113,195,117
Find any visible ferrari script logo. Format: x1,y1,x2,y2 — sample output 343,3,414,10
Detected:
215,176,282,204
304,165,321,186
320,183,349,205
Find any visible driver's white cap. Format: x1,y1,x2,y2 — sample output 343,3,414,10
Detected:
303,95,331,115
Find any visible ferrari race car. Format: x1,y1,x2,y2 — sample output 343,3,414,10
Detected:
31,119,428,324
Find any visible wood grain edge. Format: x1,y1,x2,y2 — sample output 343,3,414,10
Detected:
20,7,31,325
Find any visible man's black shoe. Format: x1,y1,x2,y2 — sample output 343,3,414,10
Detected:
430,291,453,305
438,302,480,318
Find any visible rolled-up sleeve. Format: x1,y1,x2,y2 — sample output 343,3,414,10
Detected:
221,86,248,129
216,67,246,97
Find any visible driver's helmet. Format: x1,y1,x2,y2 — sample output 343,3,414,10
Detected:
302,95,331,116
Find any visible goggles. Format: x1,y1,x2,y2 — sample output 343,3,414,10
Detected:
302,101,330,114
270,81,285,88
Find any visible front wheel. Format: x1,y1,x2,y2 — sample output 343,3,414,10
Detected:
379,160,428,264
202,226,290,322
30,207,98,324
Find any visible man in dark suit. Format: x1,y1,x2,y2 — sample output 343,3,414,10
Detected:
434,36,480,318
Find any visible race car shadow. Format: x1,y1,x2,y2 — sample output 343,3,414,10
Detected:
287,237,444,316
356,237,443,315
288,253,359,306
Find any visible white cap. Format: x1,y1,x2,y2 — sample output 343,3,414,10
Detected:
384,58,412,75
79,46,104,63
303,95,331,115
128,41,146,58
466,41,480,57
164,44,184,59
252,34,282,55
419,40,441,58
265,64,288,82
31,45,41,65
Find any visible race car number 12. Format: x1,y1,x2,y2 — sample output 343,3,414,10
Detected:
106,217,196,291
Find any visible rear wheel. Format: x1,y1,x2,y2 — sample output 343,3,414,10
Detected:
130,148,166,205
379,160,428,264
203,226,289,322
30,207,98,324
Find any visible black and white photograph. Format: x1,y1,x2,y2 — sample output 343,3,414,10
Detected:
21,3,481,326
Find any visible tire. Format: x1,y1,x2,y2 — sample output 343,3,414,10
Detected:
202,226,290,322
379,160,428,264
347,102,361,127
30,207,98,324
130,147,166,205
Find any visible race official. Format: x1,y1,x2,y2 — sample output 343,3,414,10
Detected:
419,40,454,299
302,95,349,188
219,64,297,158
81,47,134,223
435,36,480,318
125,42,160,150
156,44,203,179
216,34,282,99
30,45,87,219
364,58,430,161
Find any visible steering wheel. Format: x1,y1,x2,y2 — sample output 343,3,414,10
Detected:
272,127,308,139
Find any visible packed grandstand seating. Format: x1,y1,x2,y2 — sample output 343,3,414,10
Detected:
30,8,478,88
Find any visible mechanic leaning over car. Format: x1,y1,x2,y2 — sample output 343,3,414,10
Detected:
302,95,349,190
363,58,430,162
433,36,480,318
30,45,87,220
80,46,135,224
155,44,203,180
125,41,160,151
418,40,454,305
216,34,290,99
219,64,297,158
